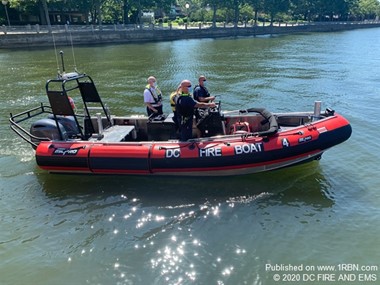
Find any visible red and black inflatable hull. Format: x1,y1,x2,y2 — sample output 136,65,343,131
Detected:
35,113,351,176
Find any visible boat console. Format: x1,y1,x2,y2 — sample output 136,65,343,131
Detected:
196,103,226,137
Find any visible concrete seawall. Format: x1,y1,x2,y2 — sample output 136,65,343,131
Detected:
1,22,380,49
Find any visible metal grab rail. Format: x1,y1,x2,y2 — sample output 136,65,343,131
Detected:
9,103,53,148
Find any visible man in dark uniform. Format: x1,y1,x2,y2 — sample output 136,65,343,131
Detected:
193,75,216,123
176,80,216,141
193,75,216,103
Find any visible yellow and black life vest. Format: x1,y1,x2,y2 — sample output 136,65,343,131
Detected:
170,91,180,112
145,84,162,104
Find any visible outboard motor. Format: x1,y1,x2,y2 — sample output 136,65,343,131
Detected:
30,118,68,144
47,115,79,138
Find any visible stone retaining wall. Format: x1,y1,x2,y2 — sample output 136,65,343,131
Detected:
1,23,380,49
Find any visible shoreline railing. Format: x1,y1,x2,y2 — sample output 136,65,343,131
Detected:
2,20,380,35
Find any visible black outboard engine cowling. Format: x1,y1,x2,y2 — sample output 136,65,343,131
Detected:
30,118,68,144
47,115,80,138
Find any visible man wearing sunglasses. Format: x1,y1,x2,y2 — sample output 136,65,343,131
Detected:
193,75,216,103
176,80,216,141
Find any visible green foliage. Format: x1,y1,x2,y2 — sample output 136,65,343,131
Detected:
176,17,184,25
3,0,380,25
357,0,380,19
240,3,254,21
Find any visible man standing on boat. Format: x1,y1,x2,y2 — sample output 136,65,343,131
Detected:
144,76,163,117
193,75,215,103
176,80,216,141
170,85,182,130
193,75,216,123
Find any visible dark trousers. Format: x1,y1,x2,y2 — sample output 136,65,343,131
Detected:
179,116,193,141
172,111,179,130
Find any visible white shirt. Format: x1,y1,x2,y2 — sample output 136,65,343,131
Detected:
144,87,162,107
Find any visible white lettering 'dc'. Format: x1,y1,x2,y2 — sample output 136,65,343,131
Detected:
166,149,180,158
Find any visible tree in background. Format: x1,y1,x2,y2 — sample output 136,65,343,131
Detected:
7,0,50,26
356,0,380,20
247,0,264,25
290,0,316,22
196,0,226,28
208,0,226,27
264,0,290,25
2,0,380,26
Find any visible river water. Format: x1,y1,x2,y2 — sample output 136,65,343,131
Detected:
1,28,380,285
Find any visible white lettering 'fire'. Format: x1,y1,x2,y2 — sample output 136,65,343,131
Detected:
199,147,222,157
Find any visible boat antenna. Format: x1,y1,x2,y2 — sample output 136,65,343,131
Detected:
51,32,61,77
60,50,66,73
68,23,78,72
